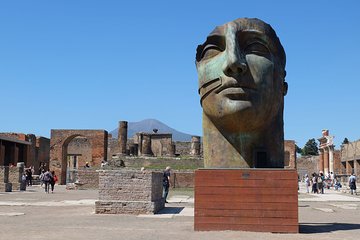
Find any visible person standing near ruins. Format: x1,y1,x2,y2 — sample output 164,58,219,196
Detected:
50,171,58,193
43,170,53,193
25,168,33,186
163,166,171,203
311,173,318,194
349,173,357,195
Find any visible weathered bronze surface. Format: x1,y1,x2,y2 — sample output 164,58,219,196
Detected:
196,18,287,168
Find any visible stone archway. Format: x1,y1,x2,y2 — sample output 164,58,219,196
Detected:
50,130,108,185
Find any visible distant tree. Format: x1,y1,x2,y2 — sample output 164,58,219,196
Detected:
342,137,349,145
302,138,319,156
295,144,302,154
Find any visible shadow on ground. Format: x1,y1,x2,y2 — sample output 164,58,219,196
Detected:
300,223,360,233
156,207,184,215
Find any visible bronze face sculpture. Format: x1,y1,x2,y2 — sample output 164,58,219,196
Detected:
196,18,287,168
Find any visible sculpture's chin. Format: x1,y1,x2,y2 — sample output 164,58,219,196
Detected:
203,99,277,133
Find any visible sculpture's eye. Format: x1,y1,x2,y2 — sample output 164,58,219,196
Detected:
244,42,271,58
196,35,225,62
200,44,223,61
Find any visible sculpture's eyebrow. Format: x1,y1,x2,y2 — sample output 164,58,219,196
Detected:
238,30,275,50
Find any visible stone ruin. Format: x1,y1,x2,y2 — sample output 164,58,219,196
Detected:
114,120,201,158
95,170,164,214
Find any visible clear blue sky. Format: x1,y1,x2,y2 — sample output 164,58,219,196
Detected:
1,1,360,149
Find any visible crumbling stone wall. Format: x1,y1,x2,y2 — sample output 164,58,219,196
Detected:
284,140,296,169
95,170,164,214
150,134,173,157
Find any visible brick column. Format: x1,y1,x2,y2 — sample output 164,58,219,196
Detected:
318,149,324,173
323,147,329,174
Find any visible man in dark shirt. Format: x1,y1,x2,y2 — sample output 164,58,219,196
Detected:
163,166,171,203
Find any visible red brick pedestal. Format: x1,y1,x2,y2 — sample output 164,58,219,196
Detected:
194,169,298,233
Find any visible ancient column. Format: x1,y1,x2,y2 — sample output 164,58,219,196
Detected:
190,136,201,156
318,149,324,173
137,133,143,156
170,143,176,157
323,147,329,174
118,121,128,155
0,141,4,166
141,134,152,156
329,146,334,173
26,134,36,168
13,143,19,165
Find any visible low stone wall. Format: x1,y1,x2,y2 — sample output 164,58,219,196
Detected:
171,171,194,188
77,169,99,189
95,170,164,214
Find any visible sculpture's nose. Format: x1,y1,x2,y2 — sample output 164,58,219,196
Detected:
223,50,247,77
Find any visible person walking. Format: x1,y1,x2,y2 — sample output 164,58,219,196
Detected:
26,168,33,186
50,171,58,193
43,170,53,194
318,172,325,194
349,173,357,195
163,166,171,203
305,174,310,193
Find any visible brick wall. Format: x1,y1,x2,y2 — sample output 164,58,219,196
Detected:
95,170,164,214
171,171,194,188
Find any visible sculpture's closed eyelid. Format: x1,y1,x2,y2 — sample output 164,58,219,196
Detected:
196,35,226,61
244,41,270,54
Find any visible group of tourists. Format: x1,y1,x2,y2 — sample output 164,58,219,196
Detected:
21,165,58,193
39,170,58,193
304,171,356,195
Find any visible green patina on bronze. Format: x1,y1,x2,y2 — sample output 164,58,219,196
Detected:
196,18,288,168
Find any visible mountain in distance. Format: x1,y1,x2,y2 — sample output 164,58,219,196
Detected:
110,119,194,142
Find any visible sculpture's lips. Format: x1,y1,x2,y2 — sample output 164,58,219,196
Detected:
221,88,250,100
215,81,255,100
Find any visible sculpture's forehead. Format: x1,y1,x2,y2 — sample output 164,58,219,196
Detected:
208,18,273,38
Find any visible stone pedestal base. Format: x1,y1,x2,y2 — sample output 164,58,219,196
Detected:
194,169,298,233
0,183,12,192
19,181,26,191
95,170,165,215
95,199,164,214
